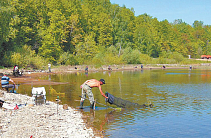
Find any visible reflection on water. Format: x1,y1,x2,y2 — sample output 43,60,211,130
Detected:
17,69,211,138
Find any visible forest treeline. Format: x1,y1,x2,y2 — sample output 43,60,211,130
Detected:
1,0,211,69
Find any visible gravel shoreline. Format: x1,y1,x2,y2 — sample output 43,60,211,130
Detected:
0,90,95,138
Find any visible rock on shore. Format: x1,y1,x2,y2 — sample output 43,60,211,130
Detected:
0,90,94,138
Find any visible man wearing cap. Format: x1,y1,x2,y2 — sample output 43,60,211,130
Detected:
80,79,108,109
1,74,16,92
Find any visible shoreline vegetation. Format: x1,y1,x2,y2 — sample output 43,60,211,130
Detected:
1,63,211,137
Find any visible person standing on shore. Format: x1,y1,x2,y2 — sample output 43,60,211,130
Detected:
80,79,108,109
48,63,51,72
85,66,88,72
108,65,112,70
1,74,15,92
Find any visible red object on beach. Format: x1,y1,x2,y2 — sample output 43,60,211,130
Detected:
14,104,19,110
201,55,211,59
30,136,33,138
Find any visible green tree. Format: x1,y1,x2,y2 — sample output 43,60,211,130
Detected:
122,47,140,64
38,9,65,62
134,14,161,57
63,14,83,53
11,45,46,69
97,12,113,47
0,0,14,66
75,33,98,64
110,4,135,48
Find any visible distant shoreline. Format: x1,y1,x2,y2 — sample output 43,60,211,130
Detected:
52,64,211,73
1,63,211,84
2,63,211,75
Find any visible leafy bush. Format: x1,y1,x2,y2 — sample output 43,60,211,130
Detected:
92,52,105,67
158,57,168,64
139,53,152,64
122,47,141,64
168,52,184,63
58,52,77,65
102,46,124,65
30,55,47,69
104,54,123,65
11,52,22,66
11,45,47,69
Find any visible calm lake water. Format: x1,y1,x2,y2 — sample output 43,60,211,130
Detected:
17,69,211,138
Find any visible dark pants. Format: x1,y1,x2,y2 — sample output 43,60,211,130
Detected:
2,84,15,92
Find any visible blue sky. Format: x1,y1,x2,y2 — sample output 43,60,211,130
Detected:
110,0,211,25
